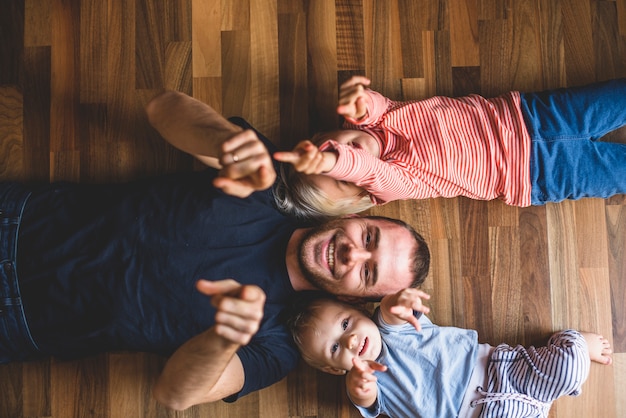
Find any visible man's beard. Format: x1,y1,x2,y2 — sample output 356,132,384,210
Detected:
297,219,347,295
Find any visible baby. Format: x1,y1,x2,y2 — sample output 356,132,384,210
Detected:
286,289,613,417
274,77,626,220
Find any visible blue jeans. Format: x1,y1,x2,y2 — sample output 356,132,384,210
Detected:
520,78,626,204
0,183,40,363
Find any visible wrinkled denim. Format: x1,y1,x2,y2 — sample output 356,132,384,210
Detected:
0,183,39,363
521,78,626,204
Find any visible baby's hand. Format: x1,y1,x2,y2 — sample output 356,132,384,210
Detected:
273,140,337,174
381,288,431,331
337,76,371,120
346,357,386,399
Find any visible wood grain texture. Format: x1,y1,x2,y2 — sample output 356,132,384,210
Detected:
1,0,625,417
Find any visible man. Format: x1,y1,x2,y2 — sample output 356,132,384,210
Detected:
0,91,430,410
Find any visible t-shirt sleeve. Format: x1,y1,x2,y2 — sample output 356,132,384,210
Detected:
223,323,300,402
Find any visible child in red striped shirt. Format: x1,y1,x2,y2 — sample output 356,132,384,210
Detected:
274,76,626,220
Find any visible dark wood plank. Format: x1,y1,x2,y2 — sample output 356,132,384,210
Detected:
0,87,24,181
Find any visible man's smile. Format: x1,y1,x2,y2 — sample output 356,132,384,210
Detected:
327,236,336,274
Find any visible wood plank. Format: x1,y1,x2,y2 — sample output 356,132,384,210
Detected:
562,0,596,85
306,0,339,132
336,0,366,72
537,0,566,89
249,0,280,141
106,0,136,147
164,41,192,92
606,204,626,351
191,0,221,77
51,358,108,418
221,29,251,119
0,363,22,418
79,0,107,103
594,0,626,80
22,46,51,181
278,8,309,148
21,359,51,417
50,0,80,155
24,0,51,47
518,206,553,340
449,0,479,67
489,226,524,342
0,86,24,181
135,0,165,90
547,202,582,328
364,0,403,98
0,1,24,84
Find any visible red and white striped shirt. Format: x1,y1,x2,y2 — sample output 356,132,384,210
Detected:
321,89,532,206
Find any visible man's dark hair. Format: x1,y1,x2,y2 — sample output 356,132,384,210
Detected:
364,215,430,289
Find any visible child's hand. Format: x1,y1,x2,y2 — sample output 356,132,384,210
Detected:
273,140,337,174
346,357,386,401
381,288,431,331
337,76,371,120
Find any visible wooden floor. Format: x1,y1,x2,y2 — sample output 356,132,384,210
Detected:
1,0,625,417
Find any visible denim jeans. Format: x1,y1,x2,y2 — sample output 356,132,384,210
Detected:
0,183,40,363
520,78,626,204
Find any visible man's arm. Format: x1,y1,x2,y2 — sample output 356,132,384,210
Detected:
146,91,276,197
146,90,239,168
153,328,245,410
152,279,265,410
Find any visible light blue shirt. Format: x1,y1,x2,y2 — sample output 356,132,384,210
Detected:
355,311,478,418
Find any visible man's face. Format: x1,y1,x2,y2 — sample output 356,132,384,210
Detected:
297,217,416,298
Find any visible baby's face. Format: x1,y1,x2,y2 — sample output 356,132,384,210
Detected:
307,174,366,202
301,300,382,374
315,129,380,157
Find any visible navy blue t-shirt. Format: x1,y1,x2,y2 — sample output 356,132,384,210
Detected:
16,125,303,400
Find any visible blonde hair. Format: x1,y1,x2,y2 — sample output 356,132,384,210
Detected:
274,164,374,221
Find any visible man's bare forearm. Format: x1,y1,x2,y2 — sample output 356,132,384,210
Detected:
146,91,242,167
153,328,244,410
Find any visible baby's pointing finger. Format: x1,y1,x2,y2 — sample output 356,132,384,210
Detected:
273,151,301,163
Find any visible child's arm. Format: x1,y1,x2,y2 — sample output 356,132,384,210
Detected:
273,140,338,174
337,76,372,121
346,357,386,409
379,288,431,331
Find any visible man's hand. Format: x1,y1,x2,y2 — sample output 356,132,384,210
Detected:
273,140,338,174
380,288,431,331
346,357,386,407
196,279,266,345
337,76,371,120
212,130,277,198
